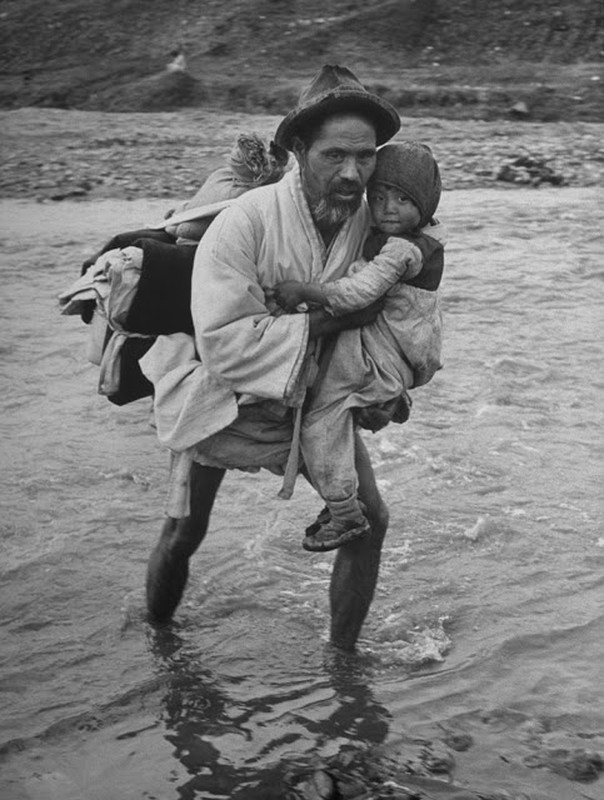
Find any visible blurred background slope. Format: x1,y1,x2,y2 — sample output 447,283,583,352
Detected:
0,0,602,120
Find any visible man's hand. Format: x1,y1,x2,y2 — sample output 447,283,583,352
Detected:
273,280,307,312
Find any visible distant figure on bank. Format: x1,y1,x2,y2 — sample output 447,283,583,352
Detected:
167,49,187,73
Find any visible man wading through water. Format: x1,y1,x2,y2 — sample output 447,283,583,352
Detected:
145,65,404,650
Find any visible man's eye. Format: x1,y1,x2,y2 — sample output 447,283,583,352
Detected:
326,152,344,162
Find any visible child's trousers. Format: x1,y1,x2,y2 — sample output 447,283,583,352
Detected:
300,326,412,525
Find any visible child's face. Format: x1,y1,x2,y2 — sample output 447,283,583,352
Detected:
367,183,421,235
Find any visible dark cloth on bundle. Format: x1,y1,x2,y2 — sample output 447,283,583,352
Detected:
105,334,156,406
82,228,177,274
125,239,196,335
79,228,177,323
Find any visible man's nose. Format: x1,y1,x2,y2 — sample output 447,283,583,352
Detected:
338,157,362,184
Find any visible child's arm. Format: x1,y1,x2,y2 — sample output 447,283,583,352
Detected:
272,237,423,314
322,236,423,316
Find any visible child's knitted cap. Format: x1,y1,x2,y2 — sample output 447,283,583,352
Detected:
369,141,441,228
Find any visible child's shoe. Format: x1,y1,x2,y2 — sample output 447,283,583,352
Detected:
302,516,370,552
304,506,330,538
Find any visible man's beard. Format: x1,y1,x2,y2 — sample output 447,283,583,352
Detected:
309,189,362,227
299,159,363,227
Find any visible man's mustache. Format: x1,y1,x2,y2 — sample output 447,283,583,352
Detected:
330,179,363,197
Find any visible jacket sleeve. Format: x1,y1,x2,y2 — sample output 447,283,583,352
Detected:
191,204,309,401
322,237,423,316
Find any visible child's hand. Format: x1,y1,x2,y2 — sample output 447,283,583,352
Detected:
272,280,307,312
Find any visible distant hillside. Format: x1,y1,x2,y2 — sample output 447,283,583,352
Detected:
1,0,602,119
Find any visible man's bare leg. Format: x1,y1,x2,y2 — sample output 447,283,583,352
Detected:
146,463,225,623
329,433,389,650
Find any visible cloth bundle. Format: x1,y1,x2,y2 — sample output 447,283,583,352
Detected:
59,240,198,405
58,132,290,511
166,133,288,243
228,133,288,187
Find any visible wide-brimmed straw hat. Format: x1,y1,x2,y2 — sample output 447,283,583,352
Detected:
275,64,400,151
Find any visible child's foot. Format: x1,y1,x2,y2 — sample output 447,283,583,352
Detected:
303,516,370,552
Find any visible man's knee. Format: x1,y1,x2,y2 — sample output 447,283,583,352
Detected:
156,464,225,559
158,515,200,559
370,500,389,537
189,463,225,523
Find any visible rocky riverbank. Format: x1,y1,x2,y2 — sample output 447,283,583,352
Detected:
1,107,603,205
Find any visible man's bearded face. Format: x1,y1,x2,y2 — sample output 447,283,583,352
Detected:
295,114,377,228
306,178,363,227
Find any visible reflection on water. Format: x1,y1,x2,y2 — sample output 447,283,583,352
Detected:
148,625,391,799
150,626,245,799
0,190,603,799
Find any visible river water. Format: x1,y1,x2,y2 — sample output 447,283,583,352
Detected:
1,188,602,799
